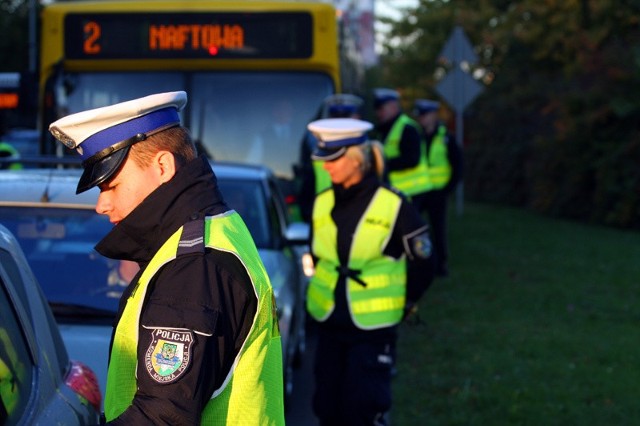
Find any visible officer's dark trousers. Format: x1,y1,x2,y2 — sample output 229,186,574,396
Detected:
312,329,395,426
418,189,449,275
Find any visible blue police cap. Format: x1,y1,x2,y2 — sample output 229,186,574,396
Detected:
373,88,400,109
49,91,187,194
413,99,440,115
308,118,373,161
323,94,364,118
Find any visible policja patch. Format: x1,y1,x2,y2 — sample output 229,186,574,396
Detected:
404,229,433,260
144,327,193,383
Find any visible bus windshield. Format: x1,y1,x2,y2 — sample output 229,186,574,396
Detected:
56,71,334,178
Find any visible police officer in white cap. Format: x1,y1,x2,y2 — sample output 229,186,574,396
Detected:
49,91,285,425
372,88,431,203
305,118,435,425
298,94,365,222
321,93,364,119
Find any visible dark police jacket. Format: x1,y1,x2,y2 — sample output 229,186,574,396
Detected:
95,156,258,425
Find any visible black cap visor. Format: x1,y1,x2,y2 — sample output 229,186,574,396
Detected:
76,146,130,194
311,146,347,162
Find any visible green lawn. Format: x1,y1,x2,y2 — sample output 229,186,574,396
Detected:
393,202,640,425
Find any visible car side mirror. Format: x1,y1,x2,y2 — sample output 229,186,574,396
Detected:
284,222,309,245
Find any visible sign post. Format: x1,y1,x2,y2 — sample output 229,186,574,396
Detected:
435,26,483,215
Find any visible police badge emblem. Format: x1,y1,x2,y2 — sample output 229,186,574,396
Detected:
405,230,432,259
145,328,193,383
48,127,80,150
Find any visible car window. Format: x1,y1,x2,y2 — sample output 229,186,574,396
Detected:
0,208,123,314
218,178,271,249
265,188,284,249
268,177,289,228
0,252,35,424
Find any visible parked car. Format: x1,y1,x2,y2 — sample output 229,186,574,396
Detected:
0,223,101,425
0,161,310,405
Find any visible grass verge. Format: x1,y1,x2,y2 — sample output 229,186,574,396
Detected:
393,202,640,425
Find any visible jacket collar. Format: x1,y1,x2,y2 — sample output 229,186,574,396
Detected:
95,156,227,263
333,172,378,202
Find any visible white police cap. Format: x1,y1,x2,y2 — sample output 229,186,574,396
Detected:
373,88,400,108
323,93,364,118
49,91,187,194
308,118,373,161
413,99,440,115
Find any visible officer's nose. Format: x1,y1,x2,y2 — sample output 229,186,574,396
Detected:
95,192,111,215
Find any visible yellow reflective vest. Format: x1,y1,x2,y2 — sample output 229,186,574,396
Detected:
307,187,407,329
427,124,452,189
383,114,431,196
312,160,332,194
0,328,22,419
0,142,22,170
105,213,285,425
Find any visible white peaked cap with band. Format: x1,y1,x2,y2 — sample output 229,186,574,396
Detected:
49,91,187,194
308,118,373,161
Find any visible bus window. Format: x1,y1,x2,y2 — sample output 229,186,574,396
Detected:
52,71,332,180
190,72,333,178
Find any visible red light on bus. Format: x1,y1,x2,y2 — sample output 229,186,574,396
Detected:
208,45,219,56
0,93,19,109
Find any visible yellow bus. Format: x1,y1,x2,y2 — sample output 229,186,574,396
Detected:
38,0,357,190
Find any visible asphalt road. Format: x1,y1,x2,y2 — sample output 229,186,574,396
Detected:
284,329,396,425
285,331,319,425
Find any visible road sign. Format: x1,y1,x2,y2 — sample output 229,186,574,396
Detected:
436,66,484,113
434,26,484,215
438,25,478,65
436,26,483,113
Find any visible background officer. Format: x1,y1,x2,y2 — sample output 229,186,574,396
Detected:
413,99,463,277
0,121,22,170
0,141,22,170
371,88,431,203
306,117,434,425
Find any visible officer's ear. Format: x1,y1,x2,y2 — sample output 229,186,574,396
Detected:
153,150,177,184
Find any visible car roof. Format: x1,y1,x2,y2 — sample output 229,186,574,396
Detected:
0,168,96,207
0,160,272,206
212,161,272,181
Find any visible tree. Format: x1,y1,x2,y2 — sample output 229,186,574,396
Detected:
379,0,640,228
0,0,33,72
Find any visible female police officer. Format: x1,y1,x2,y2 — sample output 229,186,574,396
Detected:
306,118,435,425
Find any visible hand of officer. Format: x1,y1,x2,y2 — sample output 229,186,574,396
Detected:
403,302,419,322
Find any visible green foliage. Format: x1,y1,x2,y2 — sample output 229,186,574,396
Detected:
380,0,640,228
0,0,32,72
393,202,640,425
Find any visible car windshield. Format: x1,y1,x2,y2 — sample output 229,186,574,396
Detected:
218,178,272,249
58,71,334,178
0,207,121,314
0,179,271,314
